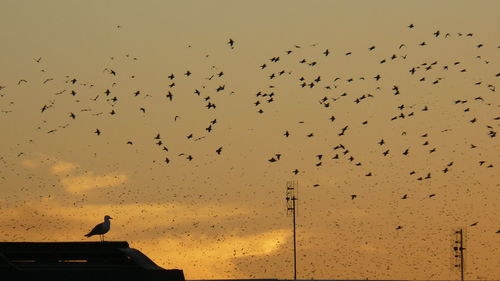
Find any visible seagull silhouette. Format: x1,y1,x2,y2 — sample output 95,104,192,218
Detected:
85,215,112,242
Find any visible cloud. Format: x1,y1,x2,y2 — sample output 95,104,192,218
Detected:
19,156,127,194
20,159,40,169
60,172,128,193
143,229,290,278
0,198,249,238
51,160,78,174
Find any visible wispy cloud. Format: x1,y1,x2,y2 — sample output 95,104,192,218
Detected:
60,172,128,193
141,229,290,278
51,160,78,174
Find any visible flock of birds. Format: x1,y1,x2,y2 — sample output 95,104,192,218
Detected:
0,22,499,240
251,25,499,234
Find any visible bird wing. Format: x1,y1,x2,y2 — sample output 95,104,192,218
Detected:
85,222,105,237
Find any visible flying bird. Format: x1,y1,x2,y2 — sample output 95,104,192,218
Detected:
166,91,173,101
228,38,235,49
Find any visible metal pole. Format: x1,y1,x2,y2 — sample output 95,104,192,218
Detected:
459,229,464,281
292,196,297,280
286,181,298,280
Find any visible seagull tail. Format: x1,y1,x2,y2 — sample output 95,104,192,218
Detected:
84,233,92,237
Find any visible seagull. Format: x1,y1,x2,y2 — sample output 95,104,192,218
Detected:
84,215,112,242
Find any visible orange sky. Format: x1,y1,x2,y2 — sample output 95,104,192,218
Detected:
0,1,499,280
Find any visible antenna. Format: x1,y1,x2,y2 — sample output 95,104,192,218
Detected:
285,180,298,280
452,228,466,281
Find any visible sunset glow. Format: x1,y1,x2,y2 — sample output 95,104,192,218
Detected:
0,1,499,280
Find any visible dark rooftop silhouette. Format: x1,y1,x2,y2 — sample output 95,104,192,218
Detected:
0,241,184,281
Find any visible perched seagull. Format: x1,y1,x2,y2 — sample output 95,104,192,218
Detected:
84,215,112,242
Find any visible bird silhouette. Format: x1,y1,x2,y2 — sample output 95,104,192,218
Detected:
85,215,112,242
228,38,235,49
216,147,223,155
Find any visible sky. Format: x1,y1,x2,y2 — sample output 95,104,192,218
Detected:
0,1,499,280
